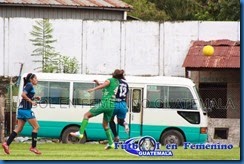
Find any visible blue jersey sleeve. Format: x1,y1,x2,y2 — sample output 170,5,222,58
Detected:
23,83,33,94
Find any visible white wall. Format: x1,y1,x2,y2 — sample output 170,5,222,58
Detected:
51,19,83,73
83,21,121,74
0,18,240,76
0,18,3,75
163,21,199,76
124,21,159,76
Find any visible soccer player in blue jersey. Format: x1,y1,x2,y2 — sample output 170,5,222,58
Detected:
2,73,41,155
109,69,129,142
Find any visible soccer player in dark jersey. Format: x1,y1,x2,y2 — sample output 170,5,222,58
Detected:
2,73,42,155
109,69,129,142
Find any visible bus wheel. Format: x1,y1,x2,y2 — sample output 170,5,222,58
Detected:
160,130,184,146
61,126,87,144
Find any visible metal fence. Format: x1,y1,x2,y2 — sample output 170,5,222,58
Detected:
199,82,240,119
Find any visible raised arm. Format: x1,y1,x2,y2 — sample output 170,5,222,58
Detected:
88,80,110,93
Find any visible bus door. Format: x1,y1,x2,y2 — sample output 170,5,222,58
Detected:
128,88,143,137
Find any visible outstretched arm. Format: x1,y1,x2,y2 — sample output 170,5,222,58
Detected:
93,80,102,86
88,80,110,93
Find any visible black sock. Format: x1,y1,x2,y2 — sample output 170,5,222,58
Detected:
31,132,37,148
109,120,117,137
6,131,17,146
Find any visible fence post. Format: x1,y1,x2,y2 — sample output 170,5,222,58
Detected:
0,95,5,143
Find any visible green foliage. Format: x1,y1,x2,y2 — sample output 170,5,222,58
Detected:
149,0,197,20
30,19,79,74
59,56,79,74
30,19,59,73
123,0,169,21
146,0,240,21
193,0,240,21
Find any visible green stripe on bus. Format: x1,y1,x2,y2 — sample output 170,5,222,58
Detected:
20,121,207,143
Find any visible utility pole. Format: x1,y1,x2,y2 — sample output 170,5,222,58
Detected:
10,77,13,132
0,94,5,143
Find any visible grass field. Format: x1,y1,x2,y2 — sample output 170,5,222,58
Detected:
0,143,240,160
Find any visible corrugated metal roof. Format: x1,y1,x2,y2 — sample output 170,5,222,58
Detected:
182,39,240,69
0,0,132,10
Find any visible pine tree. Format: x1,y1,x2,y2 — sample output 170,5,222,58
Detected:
30,19,59,72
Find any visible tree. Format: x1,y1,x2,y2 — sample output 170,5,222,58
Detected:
30,19,59,72
59,56,79,74
30,19,79,74
123,0,169,21
193,0,240,21
149,0,197,20
149,0,240,21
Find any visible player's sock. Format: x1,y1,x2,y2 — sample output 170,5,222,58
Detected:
79,119,88,134
109,120,117,137
7,131,17,146
31,132,38,148
105,128,114,146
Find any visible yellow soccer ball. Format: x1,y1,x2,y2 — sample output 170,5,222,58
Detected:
202,45,214,56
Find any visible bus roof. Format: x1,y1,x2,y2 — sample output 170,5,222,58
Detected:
22,73,195,86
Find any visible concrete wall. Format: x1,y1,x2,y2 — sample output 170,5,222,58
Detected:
0,18,240,76
208,118,240,147
191,70,240,119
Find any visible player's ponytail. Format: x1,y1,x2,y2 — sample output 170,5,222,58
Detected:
23,73,36,87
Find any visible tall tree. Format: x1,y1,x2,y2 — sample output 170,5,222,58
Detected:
194,0,240,21
30,19,79,73
149,0,196,20
123,0,169,21
148,0,240,21
30,19,59,72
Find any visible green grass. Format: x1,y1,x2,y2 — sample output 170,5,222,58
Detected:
0,143,240,160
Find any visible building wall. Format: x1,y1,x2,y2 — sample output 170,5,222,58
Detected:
208,118,240,147
0,7,124,20
0,19,240,76
191,70,240,118
191,70,240,146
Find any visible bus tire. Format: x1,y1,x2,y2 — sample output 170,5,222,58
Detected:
160,130,184,146
61,126,87,144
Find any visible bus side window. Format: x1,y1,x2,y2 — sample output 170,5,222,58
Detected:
49,82,70,105
132,89,141,113
168,86,196,110
73,83,95,105
34,81,49,104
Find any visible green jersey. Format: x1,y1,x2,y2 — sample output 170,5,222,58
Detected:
101,78,119,102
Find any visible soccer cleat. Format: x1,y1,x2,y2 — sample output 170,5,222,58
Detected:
29,147,42,155
2,142,10,154
104,143,115,150
125,124,129,134
70,131,84,139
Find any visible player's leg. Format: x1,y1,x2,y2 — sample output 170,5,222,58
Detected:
28,117,41,155
110,103,120,141
117,101,129,133
109,116,119,142
103,107,115,150
2,119,26,154
70,103,101,138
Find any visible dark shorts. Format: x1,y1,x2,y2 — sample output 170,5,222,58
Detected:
17,108,35,122
113,101,128,119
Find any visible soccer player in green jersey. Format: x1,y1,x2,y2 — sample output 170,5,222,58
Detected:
70,69,122,149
